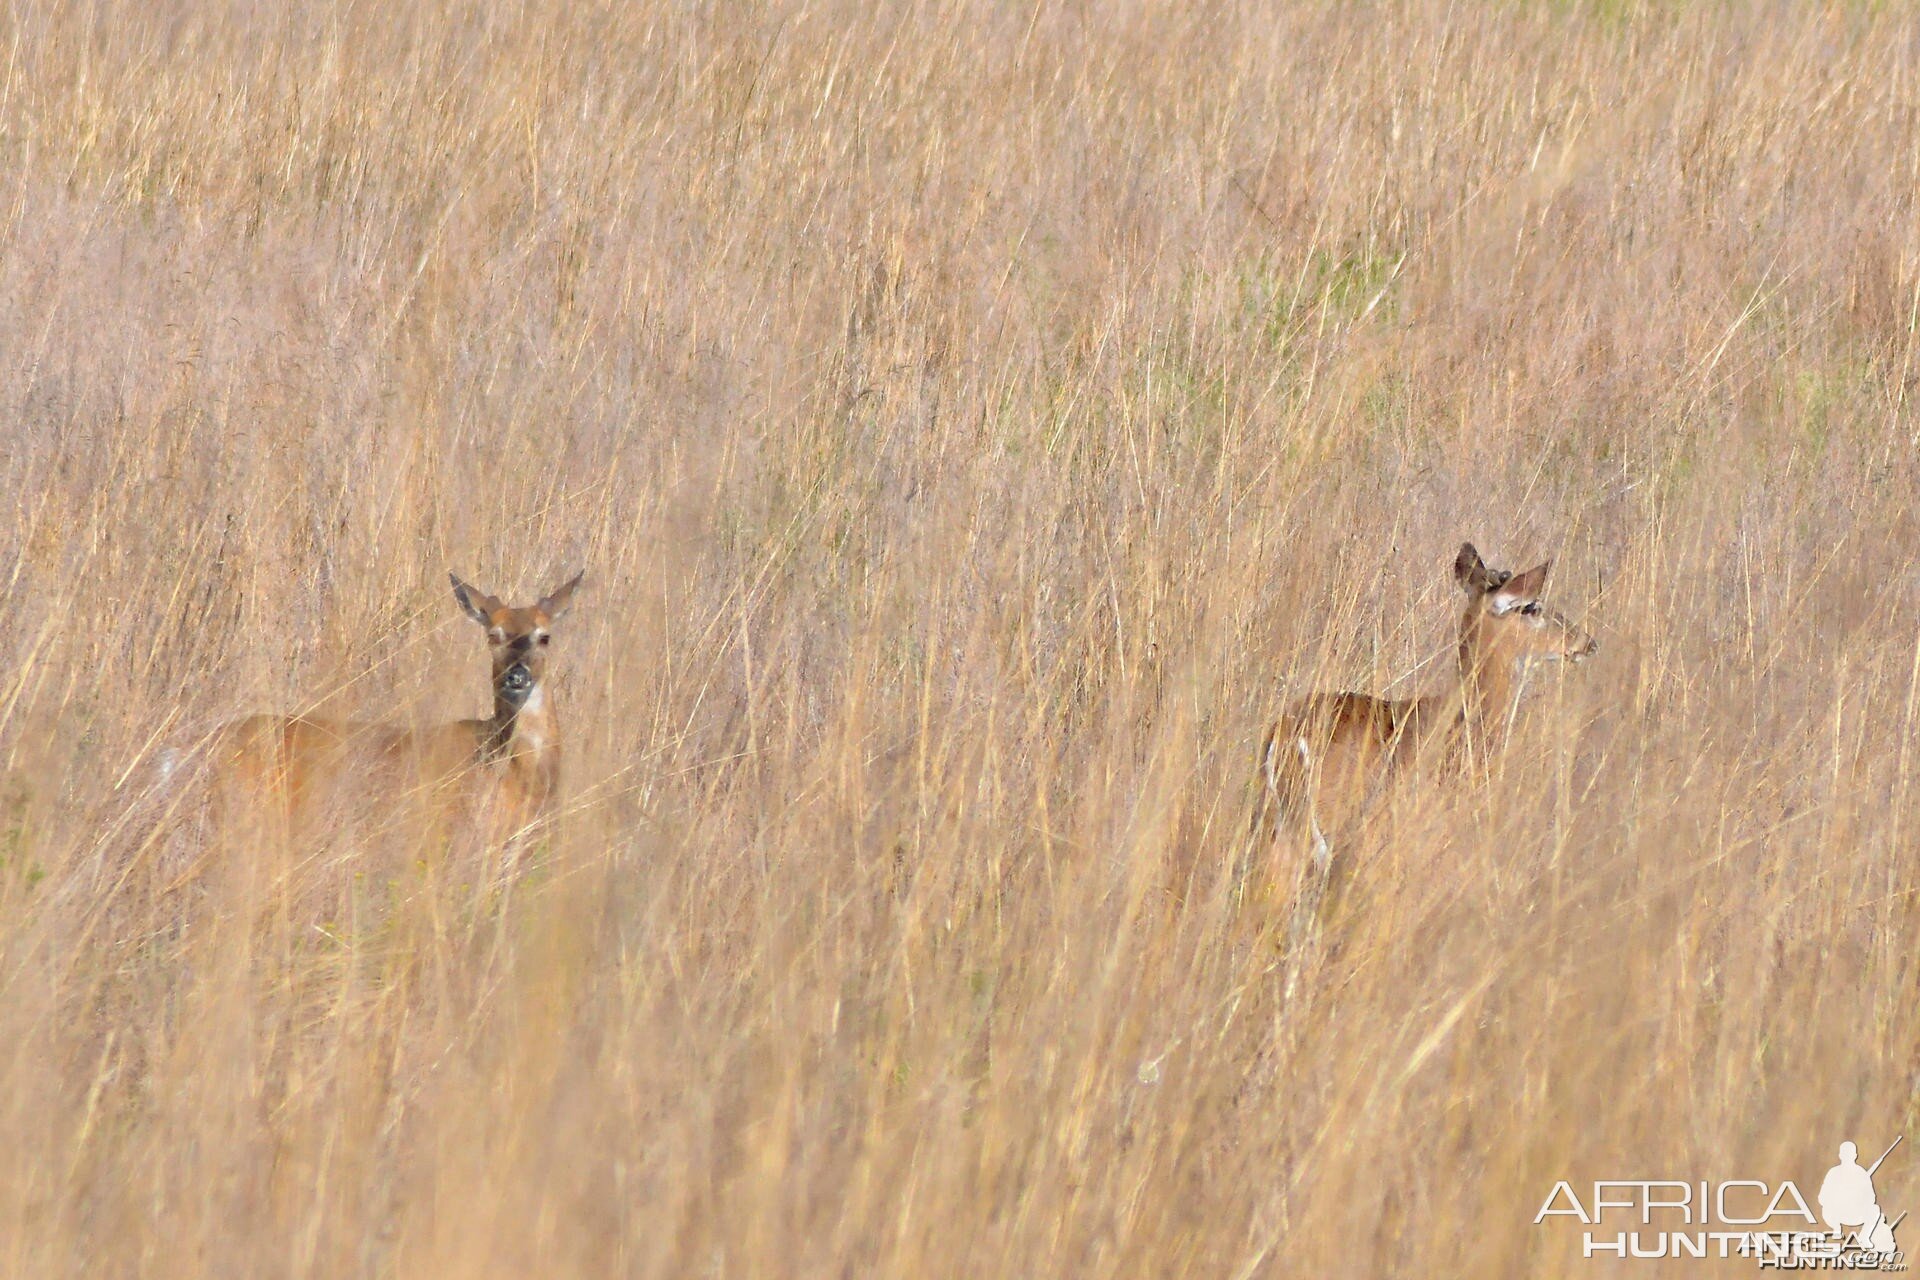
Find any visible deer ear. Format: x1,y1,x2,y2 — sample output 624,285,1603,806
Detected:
538,570,586,621
450,573,501,626
1501,561,1551,600
1454,543,1498,594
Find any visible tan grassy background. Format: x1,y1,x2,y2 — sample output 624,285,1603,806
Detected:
2,0,1918,1274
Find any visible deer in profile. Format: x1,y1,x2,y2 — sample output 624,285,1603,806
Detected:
1259,543,1595,867
212,571,586,848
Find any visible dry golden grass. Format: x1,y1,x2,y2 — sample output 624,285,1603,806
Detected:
3,0,1919,1273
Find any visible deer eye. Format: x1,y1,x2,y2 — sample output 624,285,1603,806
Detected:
537,633,551,646
1520,601,1542,617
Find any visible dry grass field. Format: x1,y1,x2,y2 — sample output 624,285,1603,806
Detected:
3,0,1919,1274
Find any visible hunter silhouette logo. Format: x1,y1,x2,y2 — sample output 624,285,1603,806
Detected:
1534,1135,1908,1267
1821,1139,1902,1257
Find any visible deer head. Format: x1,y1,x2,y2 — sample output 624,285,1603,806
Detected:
1453,543,1597,671
449,571,586,715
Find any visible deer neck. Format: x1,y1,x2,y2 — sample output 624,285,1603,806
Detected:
1454,620,1521,763
486,683,559,764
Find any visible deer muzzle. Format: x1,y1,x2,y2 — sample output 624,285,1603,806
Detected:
500,662,534,698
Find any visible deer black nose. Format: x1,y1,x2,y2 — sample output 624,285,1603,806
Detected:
501,663,533,693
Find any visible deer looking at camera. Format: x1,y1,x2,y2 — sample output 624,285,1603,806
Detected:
1259,544,1595,866
213,571,585,847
